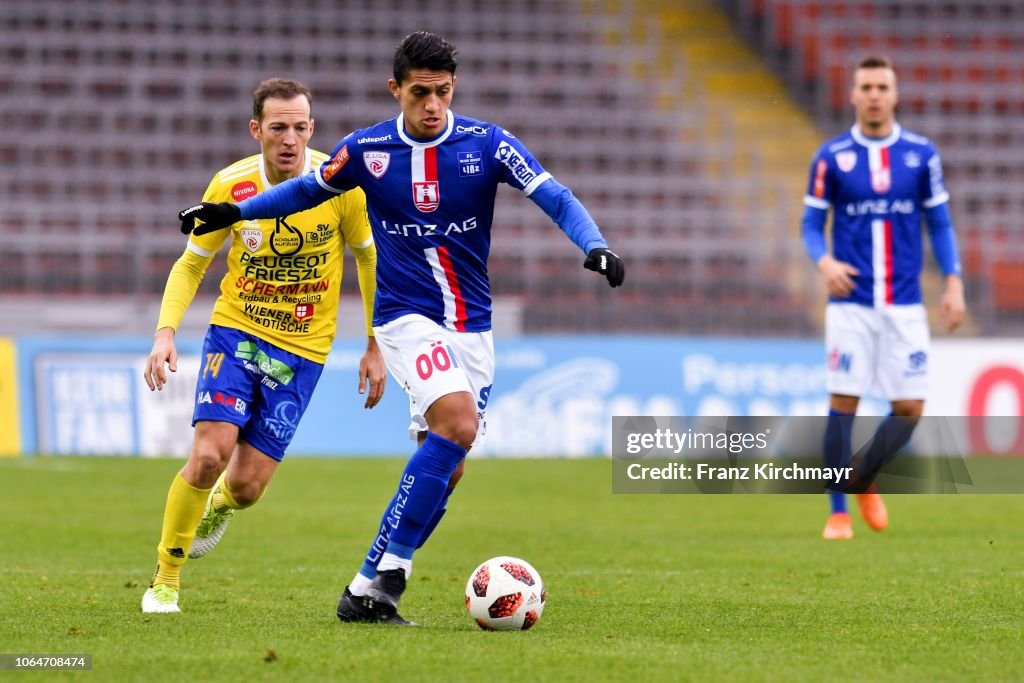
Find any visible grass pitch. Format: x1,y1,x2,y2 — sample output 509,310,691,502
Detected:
1,456,1022,682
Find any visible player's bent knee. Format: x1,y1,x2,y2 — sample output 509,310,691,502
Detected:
186,449,228,487
228,479,264,508
436,417,478,450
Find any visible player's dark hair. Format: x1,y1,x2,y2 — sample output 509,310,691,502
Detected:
856,55,894,72
393,31,458,83
252,78,312,121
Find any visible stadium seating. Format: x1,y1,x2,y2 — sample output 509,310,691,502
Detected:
14,1,1021,335
728,0,1024,335
0,0,827,335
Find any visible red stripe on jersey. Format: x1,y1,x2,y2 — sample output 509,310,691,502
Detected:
879,145,890,173
436,246,467,331
424,146,438,181
884,219,894,305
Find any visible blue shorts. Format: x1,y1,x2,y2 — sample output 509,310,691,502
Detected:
193,325,324,461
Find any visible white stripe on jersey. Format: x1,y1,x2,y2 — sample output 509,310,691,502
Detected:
350,236,374,249
424,247,458,330
410,147,427,183
523,171,552,197
219,159,260,184
803,195,831,210
871,218,887,308
922,191,950,209
187,240,213,258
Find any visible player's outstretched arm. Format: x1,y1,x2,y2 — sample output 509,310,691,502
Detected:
528,179,624,287
144,327,178,391
179,173,335,235
358,337,387,409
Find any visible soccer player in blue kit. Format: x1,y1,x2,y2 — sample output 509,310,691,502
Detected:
801,56,966,540
179,31,624,622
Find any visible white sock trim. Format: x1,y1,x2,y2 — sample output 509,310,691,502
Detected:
377,553,413,579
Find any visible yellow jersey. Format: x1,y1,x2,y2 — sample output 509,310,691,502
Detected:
157,149,376,364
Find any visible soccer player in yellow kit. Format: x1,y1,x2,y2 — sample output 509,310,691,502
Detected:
140,79,384,613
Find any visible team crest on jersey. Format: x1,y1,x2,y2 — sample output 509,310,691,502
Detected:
240,226,263,253
871,167,891,193
364,152,390,179
413,181,440,212
903,151,921,168
835,151,857,173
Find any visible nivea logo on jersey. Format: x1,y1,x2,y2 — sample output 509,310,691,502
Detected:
240,226,263,253
844,199,914,216
358,134,393,144
456,124,489,136
364,151,390,179
413,181,440,212
495,142,536,186
232,180,258,201
459,151,483,177
835,151,857,172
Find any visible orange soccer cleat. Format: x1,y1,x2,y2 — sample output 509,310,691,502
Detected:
822,512,853,540
856,491,889,532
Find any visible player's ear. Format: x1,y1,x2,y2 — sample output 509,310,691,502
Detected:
308,118,315,136
249,119,261,142
388,79,400,100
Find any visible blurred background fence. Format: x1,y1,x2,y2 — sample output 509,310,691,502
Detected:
1,0,1021,338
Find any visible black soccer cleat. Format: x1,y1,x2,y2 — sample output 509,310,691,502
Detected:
363,569,409,621
337,585,415,626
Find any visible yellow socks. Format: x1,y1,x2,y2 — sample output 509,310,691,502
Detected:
153,473,212,589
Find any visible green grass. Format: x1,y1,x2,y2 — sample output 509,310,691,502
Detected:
1,457,1022,682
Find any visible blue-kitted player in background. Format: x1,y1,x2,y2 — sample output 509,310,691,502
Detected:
179,31,624,622
801,56,966,540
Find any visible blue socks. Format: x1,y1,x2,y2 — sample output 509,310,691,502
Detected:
355,433,466,583
824,408,854,514
851,413,918,492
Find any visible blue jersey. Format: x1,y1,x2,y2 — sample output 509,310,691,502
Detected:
313,111,553,332
803,124,950,307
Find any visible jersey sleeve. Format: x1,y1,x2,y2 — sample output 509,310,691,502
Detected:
920,145,950,209
338,189,376,335
802,147,835,211
314,136,361,194
489,128,552,196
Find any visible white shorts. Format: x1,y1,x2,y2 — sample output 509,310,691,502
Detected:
825,303,930,400
373,314,495,446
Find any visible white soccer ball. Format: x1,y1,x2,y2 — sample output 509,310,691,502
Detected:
465,556,546,631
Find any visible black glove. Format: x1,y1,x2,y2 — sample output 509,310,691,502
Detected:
583,247,624,287
179,202,241,235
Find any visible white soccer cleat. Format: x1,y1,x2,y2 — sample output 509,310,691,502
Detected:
141,584,181,613
189,475,234,559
